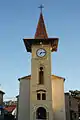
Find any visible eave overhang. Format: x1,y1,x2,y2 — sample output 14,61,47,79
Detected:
0,90,5,94
23,38,59,52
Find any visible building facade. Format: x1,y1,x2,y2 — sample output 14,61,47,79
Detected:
65,91,80,120
18,11,66,120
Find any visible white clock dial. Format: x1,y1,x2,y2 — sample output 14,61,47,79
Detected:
37,48,46,57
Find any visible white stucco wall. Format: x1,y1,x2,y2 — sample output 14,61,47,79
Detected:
18,78,30,120
52,76,66,120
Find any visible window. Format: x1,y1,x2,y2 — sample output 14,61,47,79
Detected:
36,90,46,100
39,67,44,84
42,93,46,100
37,93,41,100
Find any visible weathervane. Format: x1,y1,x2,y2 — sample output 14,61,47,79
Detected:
38,4,44,13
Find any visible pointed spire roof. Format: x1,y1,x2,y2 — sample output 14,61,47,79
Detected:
34,12,48,39
23,11,59,52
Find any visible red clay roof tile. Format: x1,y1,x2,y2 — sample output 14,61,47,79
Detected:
34,12,48,39
4,105,16,112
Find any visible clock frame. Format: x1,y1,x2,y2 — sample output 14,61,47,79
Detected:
36,48,46,57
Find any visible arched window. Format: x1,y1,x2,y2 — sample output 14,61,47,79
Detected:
36,107,47,119
39,67,44,84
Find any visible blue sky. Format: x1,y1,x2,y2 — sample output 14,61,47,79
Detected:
0,0,80,100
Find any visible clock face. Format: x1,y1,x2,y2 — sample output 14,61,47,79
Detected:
36,48,46,57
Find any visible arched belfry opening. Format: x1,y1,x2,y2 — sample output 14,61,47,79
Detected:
39,66,44,84
36,107,47,119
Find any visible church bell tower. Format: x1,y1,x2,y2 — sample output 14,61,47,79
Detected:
23,11,59,120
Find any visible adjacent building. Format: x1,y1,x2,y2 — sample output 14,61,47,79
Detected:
0,90,5,117
65,90,80,120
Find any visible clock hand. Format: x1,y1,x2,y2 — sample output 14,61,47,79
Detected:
42,51,45,53
40,52,42,55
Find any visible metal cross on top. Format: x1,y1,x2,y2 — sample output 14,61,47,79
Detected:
38,4,44,13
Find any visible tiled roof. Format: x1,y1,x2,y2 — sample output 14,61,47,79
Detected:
4,105,16,113
18,74,65,81
34,12,48,39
